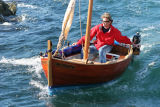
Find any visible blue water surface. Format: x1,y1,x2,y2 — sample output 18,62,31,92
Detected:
0,0,160,107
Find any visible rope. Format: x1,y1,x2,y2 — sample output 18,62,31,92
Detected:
61,38,66,59
53,32,64,57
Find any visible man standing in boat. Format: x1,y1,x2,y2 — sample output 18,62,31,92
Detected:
73,12,132,63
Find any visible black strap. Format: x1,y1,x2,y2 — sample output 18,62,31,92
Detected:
47,49,52,53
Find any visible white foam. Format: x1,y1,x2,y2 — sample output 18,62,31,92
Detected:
140,44,145,51
29,79,48,97
0,56,39,66
18,3,37,9
0,56,43,77
136,66,149,81
141,33,149,37
53,0,68,3
141,26,155,32
20,14,27,21
0,56,48,96
148,62,155,66
1,22,12,26
30,79,47,90
143,44,152,53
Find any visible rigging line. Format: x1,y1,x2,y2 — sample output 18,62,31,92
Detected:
61,40,66,59
78,0,84,49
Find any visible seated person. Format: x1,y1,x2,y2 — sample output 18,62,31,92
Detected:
73,12,132,63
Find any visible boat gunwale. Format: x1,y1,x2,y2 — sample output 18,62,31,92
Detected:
41,46,133,66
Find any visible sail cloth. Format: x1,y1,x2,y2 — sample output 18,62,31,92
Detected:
54,0,76,56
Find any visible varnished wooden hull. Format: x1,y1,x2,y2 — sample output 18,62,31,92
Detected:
41,48,132,87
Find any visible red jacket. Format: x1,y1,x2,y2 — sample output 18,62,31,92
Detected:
77,24,132,50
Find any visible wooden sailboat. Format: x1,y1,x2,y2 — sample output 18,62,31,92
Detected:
40,0,140,95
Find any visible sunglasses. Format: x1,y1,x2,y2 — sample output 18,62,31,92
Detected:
102,20,110,23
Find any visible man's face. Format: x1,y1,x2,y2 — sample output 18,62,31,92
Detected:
102,18,111,28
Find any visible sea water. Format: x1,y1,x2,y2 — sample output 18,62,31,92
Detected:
0,0,160,106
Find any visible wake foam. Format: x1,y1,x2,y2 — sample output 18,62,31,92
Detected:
0,56,39,65
0,56,42,76
29,79,48,97
0,56,46,95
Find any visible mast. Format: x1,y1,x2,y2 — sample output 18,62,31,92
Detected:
83,0,93,60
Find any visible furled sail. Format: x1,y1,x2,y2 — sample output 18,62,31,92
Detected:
54,0,76,56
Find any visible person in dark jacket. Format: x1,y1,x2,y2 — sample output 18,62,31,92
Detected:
74,12,132,63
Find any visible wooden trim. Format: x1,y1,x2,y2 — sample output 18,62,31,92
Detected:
47,40,53,87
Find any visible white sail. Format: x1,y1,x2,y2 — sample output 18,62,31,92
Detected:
55,0,76,55
62,0,76,39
